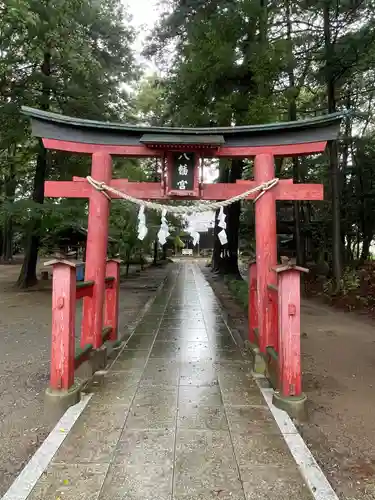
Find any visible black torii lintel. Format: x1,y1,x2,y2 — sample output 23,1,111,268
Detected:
21,106,342,149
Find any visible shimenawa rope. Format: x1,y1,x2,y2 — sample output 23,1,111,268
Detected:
86,176,279,215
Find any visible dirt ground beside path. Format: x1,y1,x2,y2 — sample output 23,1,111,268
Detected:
201,264,375,500
300,299,375,500
0,260,171,497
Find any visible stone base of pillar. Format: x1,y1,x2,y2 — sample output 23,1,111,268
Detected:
44,383,81,420
75,359,93,382
272,391,308,422
244,341,266,374
89,345,108,373
265,348,278,390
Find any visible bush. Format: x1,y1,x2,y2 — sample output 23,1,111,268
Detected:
323,266,360,295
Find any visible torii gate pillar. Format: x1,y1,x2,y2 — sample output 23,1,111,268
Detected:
82,152,112,349
254,154,277,353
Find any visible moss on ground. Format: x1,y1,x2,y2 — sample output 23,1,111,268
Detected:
224,276,248,311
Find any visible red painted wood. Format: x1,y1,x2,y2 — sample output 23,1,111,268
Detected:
105,278,115,289
50,263,76,391
104,260,121,341
72,176,96,182
248,262,258,344
161,154,167,195
194,154,200,195
45,181,91,198
136,179,324,200
254,154,278,353
43,139,163,157
202,182,323,201
110,181,167,199
45,178,323,201
43,138,327,158
277,269,302,397
74,347,93,370
267,284,279,355
81,152,112,349
215,141,327,157
236,179,292,185
102,327,113,343
76,283,94,300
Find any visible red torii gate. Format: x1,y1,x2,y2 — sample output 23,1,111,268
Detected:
23,107,341,417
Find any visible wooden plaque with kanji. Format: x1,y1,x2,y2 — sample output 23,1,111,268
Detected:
167,152,198,197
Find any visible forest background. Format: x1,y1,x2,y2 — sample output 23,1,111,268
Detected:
2,0,375,308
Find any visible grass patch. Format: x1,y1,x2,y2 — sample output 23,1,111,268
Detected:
224,276,248,310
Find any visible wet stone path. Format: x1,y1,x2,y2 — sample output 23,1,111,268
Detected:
28,263,313,500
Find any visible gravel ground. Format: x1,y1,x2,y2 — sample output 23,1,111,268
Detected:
203,261,375,500
300,300,375,500
0,261,170,496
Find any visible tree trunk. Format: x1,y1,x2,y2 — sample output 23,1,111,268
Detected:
285,0,304,266
212,160,243,277
212,161,229,272
152,162,159,266
212,208,222,272
340,96,352,266
360,236,371,262
323,2,342,290
153,240,158,265
357,154,366,263
3,217,13,262
126,249,131,276
17,50,51,288
17,143,48,287
3,159,17,263
258,0,268,96
345,236,353,262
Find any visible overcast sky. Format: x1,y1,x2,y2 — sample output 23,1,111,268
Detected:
124,0,161,69
125,0,160,31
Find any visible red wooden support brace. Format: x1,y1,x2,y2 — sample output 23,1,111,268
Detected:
248,261,258,345
254,154,278,353
81,152,112,349
104,259,122,341
267,282,279,355
45,259,78,391
273,263,308,398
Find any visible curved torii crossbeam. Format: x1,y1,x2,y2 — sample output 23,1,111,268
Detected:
22,107,342,390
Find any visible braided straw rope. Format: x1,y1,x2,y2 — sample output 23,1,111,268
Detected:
86,176,279,215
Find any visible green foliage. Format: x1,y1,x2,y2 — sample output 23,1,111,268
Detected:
323,267,360,296
145,0,375,280
134,75,169,126
174,235,185,249
225,277,248,311
147,0,282,126
3,0,375,293
0,0,137,269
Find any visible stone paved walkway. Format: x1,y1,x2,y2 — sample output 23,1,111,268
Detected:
0,263,170,496
27,263,313,500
